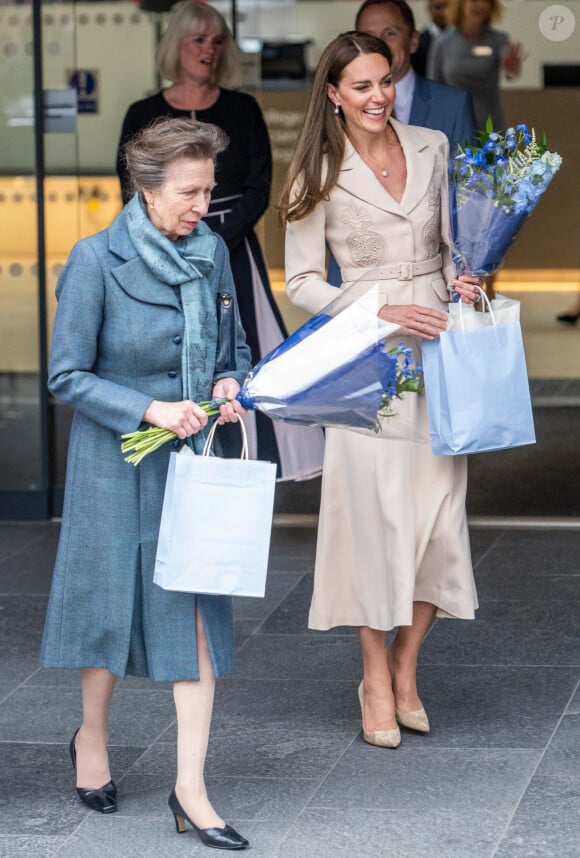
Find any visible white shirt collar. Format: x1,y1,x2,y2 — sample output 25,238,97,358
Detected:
394,67,416,125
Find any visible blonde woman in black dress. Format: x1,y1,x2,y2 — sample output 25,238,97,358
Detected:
117,0,325,479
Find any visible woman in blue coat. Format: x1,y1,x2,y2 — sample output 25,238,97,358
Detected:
41,117,251,851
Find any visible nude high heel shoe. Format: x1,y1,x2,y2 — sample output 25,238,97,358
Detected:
395,707,430,734
358,681,401,748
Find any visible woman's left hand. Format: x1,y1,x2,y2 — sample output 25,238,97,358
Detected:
450,274,484,304
212,378,247,424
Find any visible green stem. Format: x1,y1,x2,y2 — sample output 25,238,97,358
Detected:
121,399,229,465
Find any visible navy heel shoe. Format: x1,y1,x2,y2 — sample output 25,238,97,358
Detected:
69,728,117,814
168,789,248,850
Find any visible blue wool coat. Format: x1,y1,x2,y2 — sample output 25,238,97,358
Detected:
40,205,251,681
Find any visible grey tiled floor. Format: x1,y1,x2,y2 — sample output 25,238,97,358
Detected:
0,521,579,857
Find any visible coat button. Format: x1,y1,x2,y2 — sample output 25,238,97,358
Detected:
172,439,181,449
173,335,182,344
168,370,177,378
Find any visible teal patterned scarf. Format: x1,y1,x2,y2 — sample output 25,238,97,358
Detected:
126,194,219,453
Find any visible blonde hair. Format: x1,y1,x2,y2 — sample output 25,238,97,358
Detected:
278,32,392,224
448,0,503,27
123,117,228,196
156,0,240,86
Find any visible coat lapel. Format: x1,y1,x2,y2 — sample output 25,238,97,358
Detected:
108,209,182,310
396,120,439,215
337,137,403,217
336,119,438,218
409,75,430,127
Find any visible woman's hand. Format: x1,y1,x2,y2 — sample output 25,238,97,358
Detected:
143,399,209,438
503,42,527,80
451,274,485,304
212,378,247,424
378,303,448,340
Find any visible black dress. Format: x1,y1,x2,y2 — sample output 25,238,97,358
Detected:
117,89,324,480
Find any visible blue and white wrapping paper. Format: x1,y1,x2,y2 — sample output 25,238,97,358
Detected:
237,284,401,431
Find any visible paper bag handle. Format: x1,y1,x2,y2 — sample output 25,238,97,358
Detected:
458,285,497,329
202,417,249,460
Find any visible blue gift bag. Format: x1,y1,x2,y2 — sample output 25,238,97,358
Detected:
422,311,536,456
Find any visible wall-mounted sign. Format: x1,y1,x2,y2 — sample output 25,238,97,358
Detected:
43,88,77,133
67,70,99,115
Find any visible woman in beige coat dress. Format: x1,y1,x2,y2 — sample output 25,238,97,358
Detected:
279,32,482,748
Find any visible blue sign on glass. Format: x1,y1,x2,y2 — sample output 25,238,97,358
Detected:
67,70,99,115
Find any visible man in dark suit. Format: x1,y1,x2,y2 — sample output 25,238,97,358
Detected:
412,0,449,77
327,0,477,287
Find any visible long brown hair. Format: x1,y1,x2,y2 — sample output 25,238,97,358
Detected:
278,32,392,224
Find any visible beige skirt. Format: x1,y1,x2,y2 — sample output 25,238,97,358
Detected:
308,400,478,631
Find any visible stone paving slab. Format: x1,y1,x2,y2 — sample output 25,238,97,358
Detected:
0,521,578,857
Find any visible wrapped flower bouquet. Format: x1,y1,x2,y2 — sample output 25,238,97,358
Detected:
121,285,424,465
449,119,562,279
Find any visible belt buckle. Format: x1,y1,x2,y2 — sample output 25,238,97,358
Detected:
398,262,412,280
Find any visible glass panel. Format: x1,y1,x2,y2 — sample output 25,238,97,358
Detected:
43,2,158,497
0,1,43,495
226,0,314,333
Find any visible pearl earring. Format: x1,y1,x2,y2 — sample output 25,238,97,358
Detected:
334,104,340,114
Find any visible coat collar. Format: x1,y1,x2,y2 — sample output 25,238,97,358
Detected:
336,118,437,217
106,200,214,310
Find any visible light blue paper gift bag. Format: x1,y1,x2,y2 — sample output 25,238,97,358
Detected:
422,295,536,456
154,420,276,597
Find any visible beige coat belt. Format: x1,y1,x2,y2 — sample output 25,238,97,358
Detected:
340,254,442,283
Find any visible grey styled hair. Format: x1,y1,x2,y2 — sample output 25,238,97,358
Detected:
123,117,229,196
156,0,240,85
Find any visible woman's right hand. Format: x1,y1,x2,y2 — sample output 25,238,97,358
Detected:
503,41,527,80
142,400,209,438
378,304,447,340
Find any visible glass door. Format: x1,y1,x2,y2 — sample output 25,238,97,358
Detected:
44,1,160,515
0,0,48,518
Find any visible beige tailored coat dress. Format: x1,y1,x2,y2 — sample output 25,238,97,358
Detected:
285,119,478,631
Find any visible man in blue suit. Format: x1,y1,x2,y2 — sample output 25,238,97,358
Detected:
355,0,477,147
327,0,477,286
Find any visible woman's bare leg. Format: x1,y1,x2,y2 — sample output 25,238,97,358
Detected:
358,627,397,731
75,668,116,788
388,601,436,711
173,607,224,830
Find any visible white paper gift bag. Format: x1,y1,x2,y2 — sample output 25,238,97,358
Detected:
154,420,276,597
